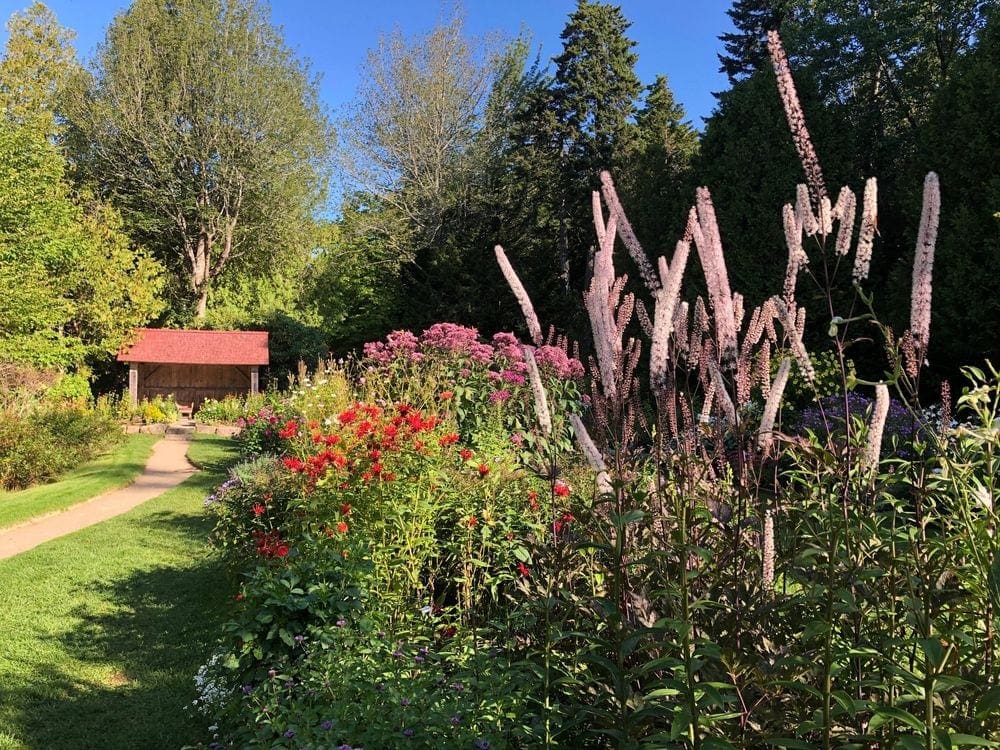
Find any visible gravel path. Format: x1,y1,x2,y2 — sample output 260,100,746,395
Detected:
0,434,196,561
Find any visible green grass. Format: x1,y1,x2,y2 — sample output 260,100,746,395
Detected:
0,434,240,750
0,434,160,529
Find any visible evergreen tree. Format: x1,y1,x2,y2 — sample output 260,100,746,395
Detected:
911,7,1000,370
718,0,795,85
626,75,699,251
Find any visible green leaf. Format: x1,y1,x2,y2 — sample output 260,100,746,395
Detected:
868,705,925,733
949,734,999,747
976,685,1000,719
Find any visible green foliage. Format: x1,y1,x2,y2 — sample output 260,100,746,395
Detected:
195,393,281,425
133,394,180,424
914,8,1000,368
0,1,79,137
43,372,91,403
68,0,332,317
0,399,121,490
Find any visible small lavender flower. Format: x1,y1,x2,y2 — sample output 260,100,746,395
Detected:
400,698,410,706
336,619,346,628
473,740,491,750
402,728,415,738
414,655,425,663
284,729,295,738
320,720,334,731
451,715,462,725
294,634,305,643
242,684,253,695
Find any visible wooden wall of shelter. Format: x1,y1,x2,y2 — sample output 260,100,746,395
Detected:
129,363,259,410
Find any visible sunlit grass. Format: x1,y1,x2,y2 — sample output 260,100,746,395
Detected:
0,434,160,529
0,434,239,750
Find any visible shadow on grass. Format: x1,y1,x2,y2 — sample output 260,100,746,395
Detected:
0,503,235,748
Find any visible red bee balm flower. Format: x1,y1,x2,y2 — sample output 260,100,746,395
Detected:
459,448,473,461
252,503,266,517
517,562,530,577
340,503,352,515
477,464,490,477
439,390,454,400
553,481,571,497
337,522,349,534
467,516,477,527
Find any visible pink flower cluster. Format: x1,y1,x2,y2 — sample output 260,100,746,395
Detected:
363,330,420,364
361,324,585,381
533,345,585,379
420,323,493,363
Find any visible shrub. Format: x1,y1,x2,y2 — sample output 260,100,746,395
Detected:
0,401,121,490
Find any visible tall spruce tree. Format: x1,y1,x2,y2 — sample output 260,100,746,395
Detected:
549,0,643,292
718,0,796,84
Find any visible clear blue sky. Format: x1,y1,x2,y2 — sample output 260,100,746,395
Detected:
0,0,735,127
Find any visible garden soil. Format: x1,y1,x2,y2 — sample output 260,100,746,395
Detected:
0,433,196,560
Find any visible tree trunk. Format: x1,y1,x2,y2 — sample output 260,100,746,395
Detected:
195,287,208,318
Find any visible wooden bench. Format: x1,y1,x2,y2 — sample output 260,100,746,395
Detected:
177,403,194,419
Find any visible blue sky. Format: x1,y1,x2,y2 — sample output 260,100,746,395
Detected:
0,0,735,127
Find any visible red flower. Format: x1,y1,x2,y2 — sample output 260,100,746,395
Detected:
553,481,571,497
235,593,245,602
554,512,575,534
275,544,289,558
467,516,477,528
517,562,530,578
283,457,305,472
383,472,396,482
338,408,357,425
439,390,454,400
278,420,299,439
477,464,490,477
252,503,266,517
459,448,473,461
438,432,459,447
337,522,349,534
340,503,352,516
325,434,341,446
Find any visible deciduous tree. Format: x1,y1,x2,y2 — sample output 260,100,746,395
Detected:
68,0,332,318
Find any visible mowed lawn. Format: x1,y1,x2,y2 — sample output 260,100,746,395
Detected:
0,434,160,529
0,434,239,750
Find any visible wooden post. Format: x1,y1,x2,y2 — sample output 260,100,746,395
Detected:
250,365,259,395
128,363,139,405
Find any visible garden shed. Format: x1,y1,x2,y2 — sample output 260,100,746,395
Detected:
117,328,269,413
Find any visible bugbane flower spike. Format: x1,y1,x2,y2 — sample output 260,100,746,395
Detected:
853,178,878,282
768,30,827,207
495,246,543,346
910,172,940,354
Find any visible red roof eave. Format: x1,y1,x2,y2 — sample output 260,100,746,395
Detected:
117,328,269,366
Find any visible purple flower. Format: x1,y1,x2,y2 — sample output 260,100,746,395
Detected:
501,369,526,385
336,619,346,627
451,715,461,725
285,680,295,689
242,684,253,694
400,698,410,706
294,634,305,643
473,740,491,750
284,729,295,738
414,655,425,663
392,650,404,658
321,720,333,731
488,389,511,404
402,728,415,738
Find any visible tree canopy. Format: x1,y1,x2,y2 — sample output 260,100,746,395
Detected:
68,0,333,318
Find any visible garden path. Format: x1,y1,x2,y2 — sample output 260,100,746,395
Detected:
0,432,196,560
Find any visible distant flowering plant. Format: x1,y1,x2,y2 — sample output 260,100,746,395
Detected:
797,391,919,454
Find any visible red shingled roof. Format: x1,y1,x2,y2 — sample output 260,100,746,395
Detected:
117,329,269,365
